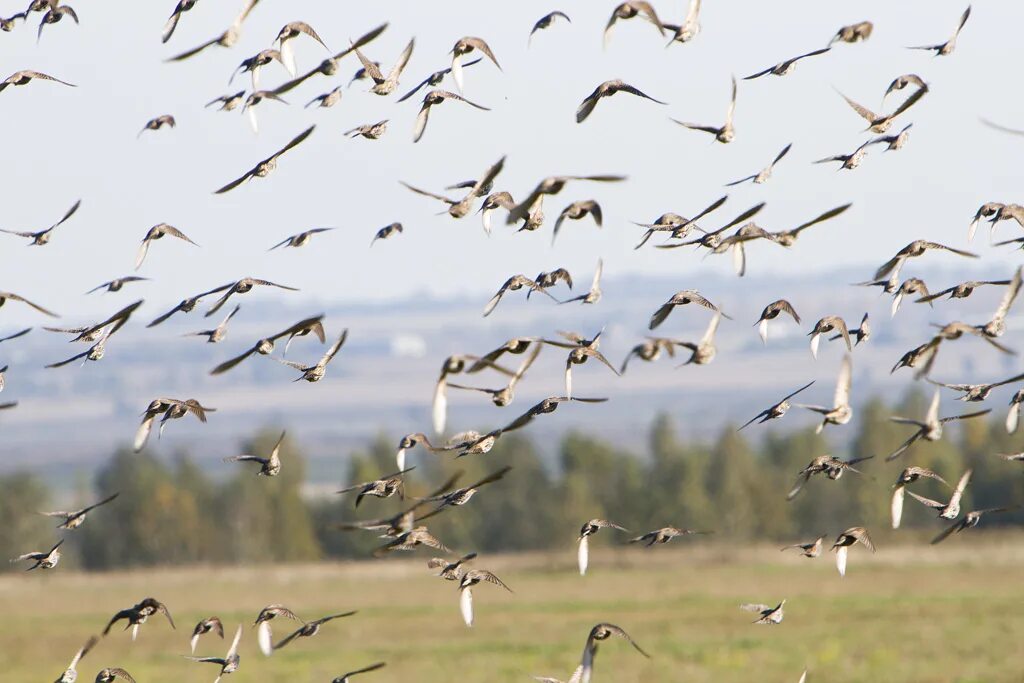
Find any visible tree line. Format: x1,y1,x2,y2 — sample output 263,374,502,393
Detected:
3,388,1022,571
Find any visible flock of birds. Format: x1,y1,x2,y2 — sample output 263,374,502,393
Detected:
3,1,1024,682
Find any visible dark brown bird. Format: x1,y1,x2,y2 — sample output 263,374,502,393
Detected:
215,125,315,194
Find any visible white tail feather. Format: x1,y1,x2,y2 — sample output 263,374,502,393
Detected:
577,536,589,576
459,586,474,627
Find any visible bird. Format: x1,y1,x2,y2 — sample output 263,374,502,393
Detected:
156,398,216,440
417,466,513,521
401,156,506,220
373,526,450,556
275,21,329,76
500,395,609,433
483,274,557,317
413,90,490,143
204,314,324,367
271,23,389,95
967,202,1006,241
553,201,602,244
663,0,701,45
135,223,198,270
577,519,628,575
931,506,1018,545
808,316,852,358
161,0,198,43
306,86,342,109
54,635,99,683
40,492,119,530
741,600,786,625
726,144,792,186
103,597,175,640
345,120,388,139
885,390,990,461
185,623,242,683
431,354,518,435
797,353,853,433
576,79,666,123
672,75,737,143
397,58,482,103
0,290,58,317
138,115,175,138
868,123,913,152
336,467,415,508
674,312,723,366
458,567,512,626
813,139,871,170
883,74,929,104
330,663,387,683
759,204,852,248
205,278,298,317
655,201,765,253
560,259,603,305
977,266,1022,338
0,198,80,245
890,278,931,317
619,337,689,373
603,2,664,48
46,326,114,369
908,5,971,56
185,305,241,344
190,616,225,655
0,328,29,345
10,538,63,570
780,536,824,558
241,90,288,134
874,240,980,283
837,87,927,134
223,430,287,476
561,331,620,398
87,276,148,294
629,526,710,546
633,195,728,248
528,269,574,301
831,527,874,577
1007,391,1024,434
253,605,303,657
0,69,75,93
906,468,973,520
352,38,414,96
148,284,235,329
754,299,801,343
275,329,347,382
206,91,246,112
739,381,815,430
370,222,403,246
94,668,136,683
786,454,873,500
270,228,335,250
529,11,571,45
215,125,315,194
449,36,501,92
830,21,873,45
506,175,626,226
429,553,478,583
928,371,1024,402
743,48,830,80
446,343,540,408
579,622,650,683
273,612,358,652
891,467,948,529
165,0,262,62
649,290,729,330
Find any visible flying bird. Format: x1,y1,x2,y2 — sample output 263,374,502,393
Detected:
273,612,358,652
41,492,119,530
215,125,315,194
223,430,287,476
162,0,198,43
672,76,737,143
0,69,75,93
743,48,830,80
135,223,198,270
413,90,490,143
739,381,814,430
577,519,628,575
0,198,81,245
741,600,786,625
576,79,666,123
891,467,948,529
908,5,971,56
906,468,973,520
165,0,262,62
190,616,225,655
754,299,801,343
529,11,571,45
184,623,242,683
449,36,501,92
604,2,664,48
726,144,792,186
831,527,874,577
275,329,347,382
205,278,298,317
797,353,853,433
138,114,176,138
830,21,873,45
10,539,64,570
275,21,329,76
352,38,414,96
885,390,990,461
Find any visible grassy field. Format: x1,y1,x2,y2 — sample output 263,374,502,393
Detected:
4,539,1024,683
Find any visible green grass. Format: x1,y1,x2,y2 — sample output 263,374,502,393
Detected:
5,540,1024,682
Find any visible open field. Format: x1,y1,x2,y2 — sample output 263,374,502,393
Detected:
4,540,1024,683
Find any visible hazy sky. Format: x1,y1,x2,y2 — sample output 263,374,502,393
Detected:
1,0,1022,327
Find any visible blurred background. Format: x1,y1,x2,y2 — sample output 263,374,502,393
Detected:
2,0,1024,680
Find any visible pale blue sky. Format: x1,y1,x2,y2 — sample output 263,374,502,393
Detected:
1,0,1022,328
